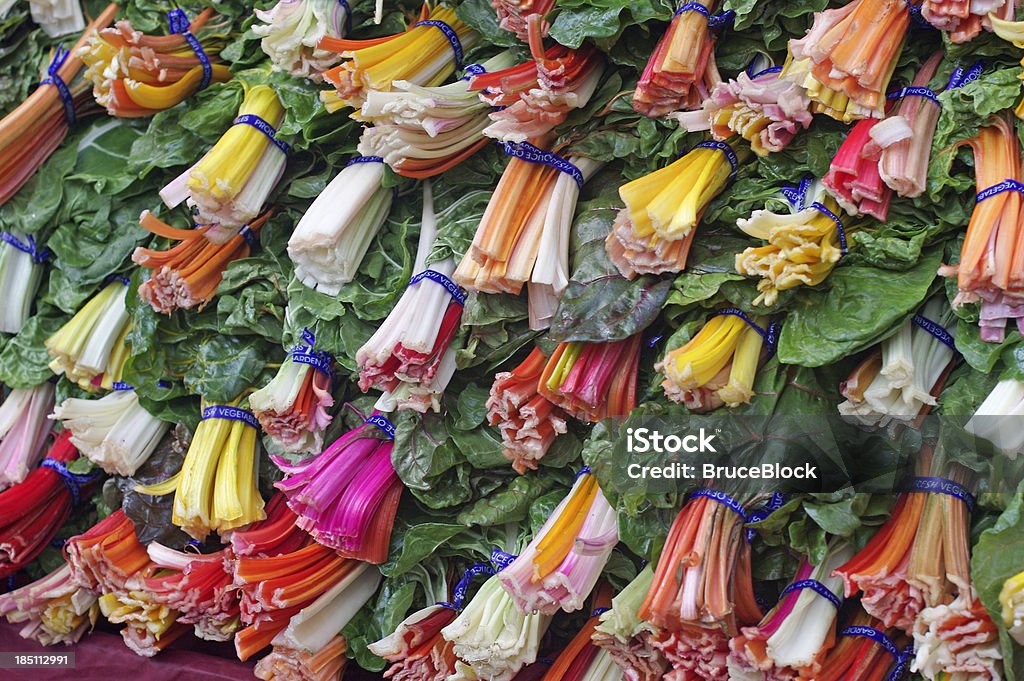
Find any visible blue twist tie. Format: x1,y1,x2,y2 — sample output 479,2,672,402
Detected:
437,562,496,610
167,9,213,91
695,141,738,179
591,606,610,618
462,63,487,80
502,141,585,189
201,405,260,430
886,86,941,107
750,65,783,79
238,225,259,250
415,20,464,69
40,45,76,126
41,458,101,507
946,61,984,90
976,179,1024,204
490,548,518,571
234,114,292,155
745,492,786,541
408,269,466,306
711,308,780,358
366,414,396,440
780,578,842,609
690,487,748,521
840,625,901,658
1,232,51,264
337,0,353,34
111,381,134,391
290,327,333,378
903,476,975,511
912,314,956,353
347,155,384,166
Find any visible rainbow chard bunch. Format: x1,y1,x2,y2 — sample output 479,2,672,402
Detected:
250,329,335,455
913,594,1002,680
0,563,99,645
356,184,462,413
136,403,265,540
0,231,49,334
815,610,910,681
160,84,289,242
287,157,393,295
51,386,170,476
592,567,668,681
923,0,1014,42
538,336,641,422
498,469,617,616
319,4,479,111
272,412,402,564
542,586,620,681
369,603,459,680
142,543,239,642
79,8,231,117
45,278,131,391
0,383,55,488
253,0,352,81
493,0,557,40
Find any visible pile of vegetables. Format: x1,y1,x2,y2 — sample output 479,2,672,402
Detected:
7,1,1024,680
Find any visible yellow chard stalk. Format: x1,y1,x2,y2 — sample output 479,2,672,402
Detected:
1000,570,1024,644
989,15,1024,118
45,280,131,390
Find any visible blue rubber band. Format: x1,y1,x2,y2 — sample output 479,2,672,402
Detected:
675,2,735,28
437,562,496,610
976,179,1024,204
780,578,842,609
911,314,956,352
40,458,101,507
234,114,292,155
238,224,259,250
408,269,466,306
347,155,384,166
781,176,814,210
338,0,353,35
690,487,748,521
903,476,975,511
746,492,786,541
105,274,131,286
502,141,585,189
695,141,738,179
886,86,941,106
750,65,783,79
947,61,984,90
810,202,847,254
158,380,172,389
111,382,135,391
1,232,51,264
711,308,779,356
888,646,913,681
904,0,933,29
40,45,76,126
366,414,396,440
591,606,610,617
574,465,591,480
201,405,260,430
646,334,664,348
290,327,333,378
490,548,518,571
415,20,464,69
840,625,901,658
462,63,487,80
167,10,213,91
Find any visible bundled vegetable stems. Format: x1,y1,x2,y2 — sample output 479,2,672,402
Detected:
0,383,55,488
966,379,1024,454
454,137,603,328
253,0,352,82
658,310,773,411
45,278,131,391
542,585,620,681
608,139,743,278
939,117,1024,343
287,157,393,295
134,211,269,313
493,0,556,41
785,0,909,121
272,413,401,563
592,567,668,681
499,470,618,615
736,179,860,305
0,231,48,334
633,1,722,117
319,4,479,111
160,84,288,242
79,8,231,117
913,593,1002,680
357,51,517,178
0,563,99,645
137,403,265,540
52,387,169,476
538,335,641,422
840,298,958,427
487,347,568,473
0,4,117,206
816,609,910,681
356,183,462,413
924,0,1014,43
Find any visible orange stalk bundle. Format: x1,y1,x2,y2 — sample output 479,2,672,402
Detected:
143,543,240,642
786,0,909,121
939,116,1024,344
79,8,232,118
815,610,910,681
223,493,313,558
0,3,118,207
633,1,724,118
912,594,1003,680
133,211,269,314
537,336,641,423
487,347,568,473
255,634,350,681
923,0,1014,43
540,585,616,681
369,604,459,680
0,563,100,646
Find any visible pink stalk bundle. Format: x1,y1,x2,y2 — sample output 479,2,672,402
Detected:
0,563,99,645
143,543,240,642
272,414,402,564
0,383,55,488
468,38,604,143
633,2,722,117
493,0,557,41
498,471,618,615
912,594,1003,679
676,67,812,156
874,52,944,197
922,0,1013,43
823,117,893,220
487,347,568,474
368,604,459,680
